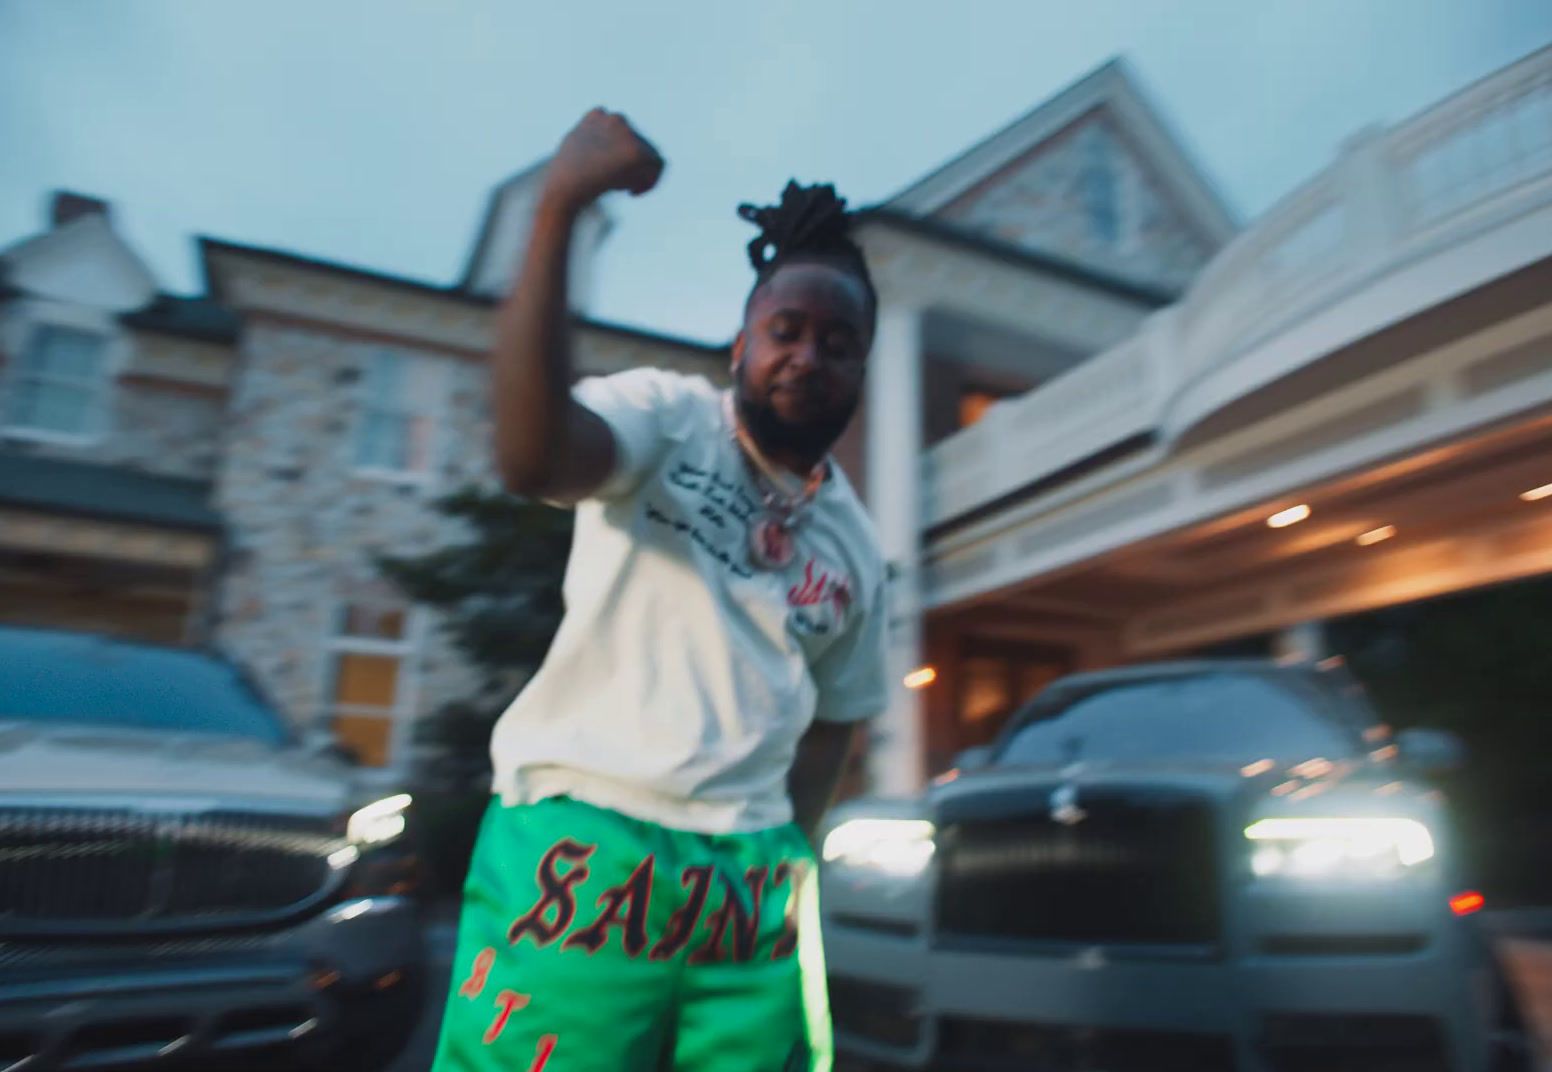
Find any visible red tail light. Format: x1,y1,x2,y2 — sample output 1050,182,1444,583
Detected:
1449,891,1485,916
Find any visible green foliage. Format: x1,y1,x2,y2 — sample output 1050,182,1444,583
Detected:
377,484,573,787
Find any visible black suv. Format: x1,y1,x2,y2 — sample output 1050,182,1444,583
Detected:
0,625,425,1071
820,659,1529,1072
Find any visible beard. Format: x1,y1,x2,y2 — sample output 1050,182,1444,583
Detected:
734,364,859,463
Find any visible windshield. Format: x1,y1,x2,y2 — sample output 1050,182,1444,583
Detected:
0,627,289,745
997,672,1361,767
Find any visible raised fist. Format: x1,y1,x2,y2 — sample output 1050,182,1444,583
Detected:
541,109,665,213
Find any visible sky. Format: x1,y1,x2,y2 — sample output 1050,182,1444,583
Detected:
3,0,1550,345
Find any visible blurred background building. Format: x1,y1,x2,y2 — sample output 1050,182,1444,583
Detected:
853,47,1552,805
2,47,1549,813
0,172,722,783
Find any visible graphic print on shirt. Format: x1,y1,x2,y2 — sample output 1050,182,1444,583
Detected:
785,557,853,640
642,461,758,579
642,457,855,642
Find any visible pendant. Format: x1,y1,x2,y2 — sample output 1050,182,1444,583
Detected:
749,513,796,571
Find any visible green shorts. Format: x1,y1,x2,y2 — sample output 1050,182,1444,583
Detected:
429,796,833,1072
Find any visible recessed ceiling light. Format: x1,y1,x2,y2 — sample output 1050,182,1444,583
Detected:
1266,504,1311,528
1356,525,1397,546
1520,482,1552,502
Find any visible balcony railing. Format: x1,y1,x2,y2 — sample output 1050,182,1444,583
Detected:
922,45,1552,530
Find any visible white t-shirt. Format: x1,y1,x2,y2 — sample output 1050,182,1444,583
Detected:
488,367,888,833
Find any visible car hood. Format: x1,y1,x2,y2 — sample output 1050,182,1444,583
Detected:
0,720,356,810
927,754,1426,816
933,757,1253,803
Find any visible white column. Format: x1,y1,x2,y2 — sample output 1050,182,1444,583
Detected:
865,304,925,796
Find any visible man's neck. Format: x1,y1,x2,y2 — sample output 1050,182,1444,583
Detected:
762,442,827,481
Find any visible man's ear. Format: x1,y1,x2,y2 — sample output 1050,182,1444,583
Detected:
730,330,746,373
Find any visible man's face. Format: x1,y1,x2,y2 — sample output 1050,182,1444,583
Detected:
732,262,873,462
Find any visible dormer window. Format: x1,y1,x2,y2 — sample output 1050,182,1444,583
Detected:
3,323,111,442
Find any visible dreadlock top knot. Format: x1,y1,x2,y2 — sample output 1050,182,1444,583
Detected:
737,181,854,273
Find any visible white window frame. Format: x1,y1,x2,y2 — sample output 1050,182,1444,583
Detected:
350,348,442,487
0,301,123,446
320,599,425,776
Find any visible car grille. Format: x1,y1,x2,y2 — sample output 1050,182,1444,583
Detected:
0,806,344,932
935,785,1220,947
828,976,922,1049
936,1016,1235,1071
1259,1013,1449,1072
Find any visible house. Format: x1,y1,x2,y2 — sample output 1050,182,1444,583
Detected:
0,176,723,780
6,49,1549,792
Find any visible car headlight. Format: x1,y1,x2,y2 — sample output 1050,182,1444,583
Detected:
821,818,935,878
347,793,413,848
1245,817,1434,879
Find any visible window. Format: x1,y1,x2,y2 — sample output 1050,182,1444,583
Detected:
1077,127,1121,246
354,351,438,476
324,600,418,768
4,324,110,439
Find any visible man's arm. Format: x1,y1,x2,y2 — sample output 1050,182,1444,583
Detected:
492,109,664,502
788,719,861,847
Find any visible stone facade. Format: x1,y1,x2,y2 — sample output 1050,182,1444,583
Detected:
208,290,726,774
936,110,1214,293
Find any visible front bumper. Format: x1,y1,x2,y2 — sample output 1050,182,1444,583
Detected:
0,896,424,1071
824,888,1498,1072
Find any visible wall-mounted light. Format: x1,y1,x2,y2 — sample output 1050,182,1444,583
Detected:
1520,482,1552,502
903,666,937,690
1266,504,1311,528
1356,525,1397,546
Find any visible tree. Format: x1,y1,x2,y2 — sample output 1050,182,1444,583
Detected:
377,484,573,789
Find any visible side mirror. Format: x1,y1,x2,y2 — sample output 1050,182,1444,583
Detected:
952,746,994,773
1396,728,1466,774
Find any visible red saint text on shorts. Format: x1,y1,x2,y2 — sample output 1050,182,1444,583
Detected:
482,989,531,1045
563,853,656,955
648,864,714,961
690,865,769,964
507,838,596,947
459,946,497,998
528,1034,558,1071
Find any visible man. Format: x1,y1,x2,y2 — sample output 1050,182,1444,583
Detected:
431,108,886,1072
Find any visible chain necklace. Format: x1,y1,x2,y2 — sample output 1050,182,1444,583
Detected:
724,392,827,570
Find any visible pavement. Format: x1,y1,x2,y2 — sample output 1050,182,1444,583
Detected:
382,904,458,1072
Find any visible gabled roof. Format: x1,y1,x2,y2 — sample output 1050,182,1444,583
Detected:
458,158,547,291
456,158,615,296
0,212,159,312
855,207,1178,306
888,58,1238,246
0,197,236,342
199,237,727,359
